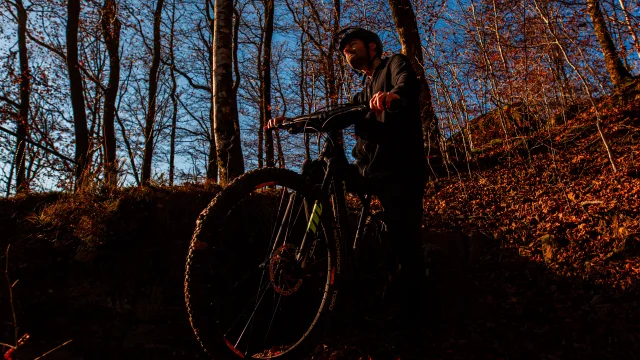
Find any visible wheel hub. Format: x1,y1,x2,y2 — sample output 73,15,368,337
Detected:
269,244,303,296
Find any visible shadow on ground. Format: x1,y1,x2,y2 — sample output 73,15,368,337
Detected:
320,231,639,360
1,195,638,359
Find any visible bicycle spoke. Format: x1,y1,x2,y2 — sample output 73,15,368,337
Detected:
263,287,283,346
225,271,271,335
284,199,305,245
227,281,273,351
265,187,293,262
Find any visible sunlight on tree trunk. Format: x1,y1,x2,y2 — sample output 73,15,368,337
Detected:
213,0,245,186
617,0,640,60
586,0,633,89
388,0,441,175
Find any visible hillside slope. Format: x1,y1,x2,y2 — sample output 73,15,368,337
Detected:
1,81,639,359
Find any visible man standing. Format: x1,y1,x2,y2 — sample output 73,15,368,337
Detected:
338,27,426,330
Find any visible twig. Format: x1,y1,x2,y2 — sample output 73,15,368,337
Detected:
0,341,15,349
5,244,18,345
33,339,73,360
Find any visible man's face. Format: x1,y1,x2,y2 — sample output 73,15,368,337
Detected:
342,39,371,71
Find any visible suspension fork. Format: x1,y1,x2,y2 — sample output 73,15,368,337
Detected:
294,155,353,273
352,193,372,252
295,159,335,265
330,177,351,248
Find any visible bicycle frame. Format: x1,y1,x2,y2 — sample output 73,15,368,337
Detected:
286,130,374,279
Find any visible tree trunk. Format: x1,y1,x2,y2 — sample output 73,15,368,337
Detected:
205,0,219,182
275,130,285,168
300,28,311,160
213,0,245,186
169,0,178,186
388,0,440,167
327,0,340,105
6,157,15,197
617,0,640,60
66,0,90,190
586,0,633,89
15,0,30,193
101,0,121,188
142,0,165,184
257,33,264,169
262,0,275,167
206,101,218,181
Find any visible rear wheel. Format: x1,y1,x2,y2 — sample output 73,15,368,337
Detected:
185,168,340,359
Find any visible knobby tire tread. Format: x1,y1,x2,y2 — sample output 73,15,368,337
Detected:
184,168,340,359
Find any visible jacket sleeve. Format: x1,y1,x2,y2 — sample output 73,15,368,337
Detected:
387,54,419,99
355,55,418,145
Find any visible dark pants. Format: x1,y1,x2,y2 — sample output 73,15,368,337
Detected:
346,166,425,275
374,180,424,274
373,179,426,334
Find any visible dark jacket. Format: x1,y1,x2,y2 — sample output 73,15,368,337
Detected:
350,54,426,185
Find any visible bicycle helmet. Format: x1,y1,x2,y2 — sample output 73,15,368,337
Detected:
336,27,383,59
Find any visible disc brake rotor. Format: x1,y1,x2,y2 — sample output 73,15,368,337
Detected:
269,244,303,296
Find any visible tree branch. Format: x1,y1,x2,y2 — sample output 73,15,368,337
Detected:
163,59,211,92
26,32,106,91
0,95,20,109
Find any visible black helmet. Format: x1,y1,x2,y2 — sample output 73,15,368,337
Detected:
336,27,383,58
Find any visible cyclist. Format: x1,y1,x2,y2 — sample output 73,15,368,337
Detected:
267,27,427,332
337,27,426,331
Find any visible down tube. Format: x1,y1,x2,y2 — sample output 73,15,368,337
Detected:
331,179,352,264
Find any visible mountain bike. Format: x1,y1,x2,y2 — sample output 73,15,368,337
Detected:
184,103,400,359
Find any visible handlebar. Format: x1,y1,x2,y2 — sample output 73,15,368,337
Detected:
277,104,368,134
272,98,405,134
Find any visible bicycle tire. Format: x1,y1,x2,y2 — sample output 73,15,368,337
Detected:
185,168,341,359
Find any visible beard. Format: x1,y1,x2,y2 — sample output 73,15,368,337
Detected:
346,53,369,71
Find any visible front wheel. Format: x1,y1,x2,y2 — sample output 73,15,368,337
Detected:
185,168,341,359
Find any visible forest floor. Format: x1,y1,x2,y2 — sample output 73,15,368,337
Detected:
308,81,640,359
1,80,639,360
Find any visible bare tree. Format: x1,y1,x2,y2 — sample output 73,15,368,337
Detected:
12,0,30,193
66,0,90,189
586,0,633,89
213,0,245,185
141,0,165,184
388,0,441,174
261,0,275,167
168,0,179,185
616,0,640,59
101,0,121,187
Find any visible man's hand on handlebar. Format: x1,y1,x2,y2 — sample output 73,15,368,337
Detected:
369,91,401,115
265,116,286,130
